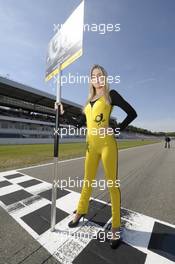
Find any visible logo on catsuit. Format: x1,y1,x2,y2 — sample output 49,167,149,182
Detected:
94,113,106,126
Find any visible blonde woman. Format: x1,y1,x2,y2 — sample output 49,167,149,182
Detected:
55,64,137,249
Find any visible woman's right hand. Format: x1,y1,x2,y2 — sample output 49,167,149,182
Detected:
54,102,65,115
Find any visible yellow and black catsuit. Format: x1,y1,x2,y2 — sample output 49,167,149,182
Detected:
70,89,137,228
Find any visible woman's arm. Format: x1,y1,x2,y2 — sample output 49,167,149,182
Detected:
109,89,137,131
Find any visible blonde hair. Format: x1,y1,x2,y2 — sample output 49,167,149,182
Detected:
82,64,112,114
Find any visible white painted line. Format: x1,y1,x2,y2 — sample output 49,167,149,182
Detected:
0,177,7,182
56,191,80,214
51,220,102,263
0,184,22,196
145,250,174,264
121,206,175,229
26,182,51,195
7,175,33,184
0,170,19,177
15,142,162,172
38,214,85,251
11,198,51,218
1,169,175,264
122,212,155,255
17,157,85,171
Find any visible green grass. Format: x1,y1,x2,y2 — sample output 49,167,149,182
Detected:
0,139,160,171
117,140,160,149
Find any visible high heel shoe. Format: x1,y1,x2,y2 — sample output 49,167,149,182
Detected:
68,213,86,228
109,237,121,249
109,230,121,249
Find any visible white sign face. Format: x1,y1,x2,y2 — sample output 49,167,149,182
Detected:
45,1,84,81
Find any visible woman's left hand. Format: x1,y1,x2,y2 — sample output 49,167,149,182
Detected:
54,102,65,115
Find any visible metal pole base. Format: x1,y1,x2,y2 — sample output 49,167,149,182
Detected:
50,180,57,231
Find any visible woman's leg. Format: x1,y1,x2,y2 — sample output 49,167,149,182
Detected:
76,141,101,214
101,136,121,229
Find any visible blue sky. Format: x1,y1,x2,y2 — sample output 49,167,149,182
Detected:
0,0,175,132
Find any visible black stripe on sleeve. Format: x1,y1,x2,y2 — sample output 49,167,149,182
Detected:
109,89,137,131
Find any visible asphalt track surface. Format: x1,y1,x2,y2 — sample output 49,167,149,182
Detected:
0,140,174,263
20,140,175,223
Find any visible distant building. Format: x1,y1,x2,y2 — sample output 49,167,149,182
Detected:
0,76,117,144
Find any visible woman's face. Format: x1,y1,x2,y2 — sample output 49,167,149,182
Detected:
91,68,105,91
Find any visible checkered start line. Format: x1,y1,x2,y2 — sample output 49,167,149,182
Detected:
0,170,175,264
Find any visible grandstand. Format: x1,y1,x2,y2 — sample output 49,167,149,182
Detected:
0,76,118,144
